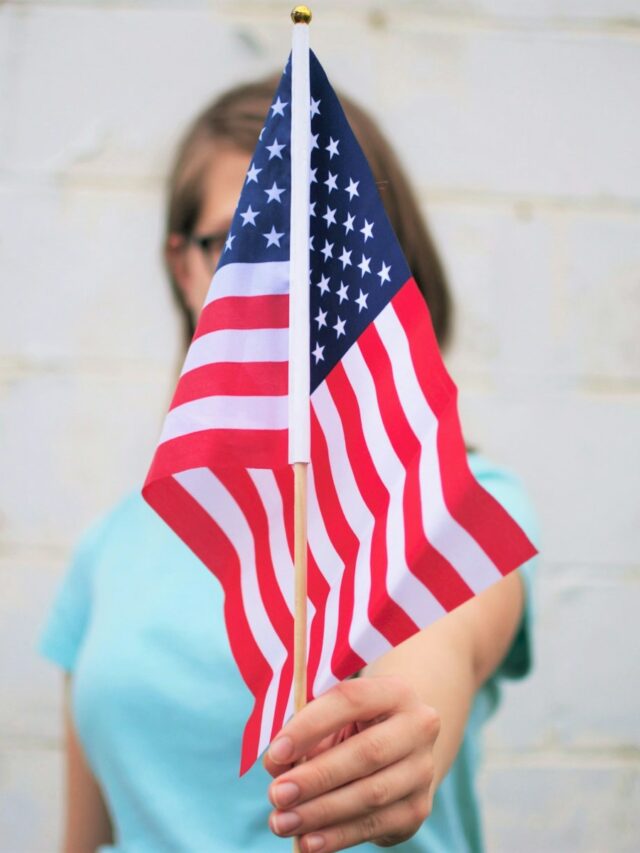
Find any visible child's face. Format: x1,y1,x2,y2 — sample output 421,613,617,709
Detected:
174,144,251,319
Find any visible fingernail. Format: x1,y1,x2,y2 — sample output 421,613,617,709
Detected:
269,735,294,763
272,810,302,835
273,780,300,807
305,835,325,852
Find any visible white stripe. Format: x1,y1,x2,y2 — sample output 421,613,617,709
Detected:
311,382,392,665
342,344,446,627
159,395,287,445
173,468,287,755
248,468,308,734
181,328,288,376
247,469,315,727
307,464,343,696
375,305,502,592
204,261,290,306
247,469,295,615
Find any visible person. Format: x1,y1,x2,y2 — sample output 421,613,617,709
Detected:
40,72,539,853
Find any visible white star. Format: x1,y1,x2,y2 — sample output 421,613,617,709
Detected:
337,281,349,303
311,133,319,151
312,341,325,363
271,96,288,116
310,97,321,117
358,254,371,276
338,247,352,270
345,178,360,200
323,205,337,227
263,226,284,247
266,138,285,160
356,289,369,312
326,137,339,158
240,205,259,226
310,201,316,217
316,274,331,295
320,239,334,262
360,219,374,241
224,233,235,252
324,171,338,193
343,212,355,234
309,235,315,251
377,261,392,285
333,316,346,338
246,162,261,183
315,307,328,329
259,127,265,141
265,182,285,203
310,167,317,184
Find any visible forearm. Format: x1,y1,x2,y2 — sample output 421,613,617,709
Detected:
63,678,114,853
362,570,525,788
361,619,475,788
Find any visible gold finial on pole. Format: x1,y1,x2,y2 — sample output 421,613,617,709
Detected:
291,5,312,24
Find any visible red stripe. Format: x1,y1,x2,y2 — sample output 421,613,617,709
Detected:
170,363,288,409
144,429,287,486
273,467,295,563
271,468,295,721
391,279,455,415
310,407,366,681
194,294,289,339
393,281,538,574
306,548,330,702
215,469,293,739
142,476,270,775
358,318,476,612
326,363,418,644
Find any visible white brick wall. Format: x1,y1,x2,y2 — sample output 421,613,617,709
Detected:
1,1,638,850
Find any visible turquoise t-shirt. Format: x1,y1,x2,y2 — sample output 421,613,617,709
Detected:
40,452,539,852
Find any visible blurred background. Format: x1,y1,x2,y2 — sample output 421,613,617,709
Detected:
1,0,639,850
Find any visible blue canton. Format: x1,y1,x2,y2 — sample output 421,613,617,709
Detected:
218,62,292,271
218,52,411,393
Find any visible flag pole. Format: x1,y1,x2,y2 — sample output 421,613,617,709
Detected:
290,4,312,709
289,6,312,852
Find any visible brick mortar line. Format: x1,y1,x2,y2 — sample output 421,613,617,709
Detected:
0,737,61,752
455,374,640,396
214,5,640,40
0,359,178,379
422,191,640,218
14,1,637,41
0,173,164,194
2,174,638,218
482,751,640,768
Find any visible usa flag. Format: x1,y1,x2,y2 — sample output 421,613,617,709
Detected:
143,52,537,774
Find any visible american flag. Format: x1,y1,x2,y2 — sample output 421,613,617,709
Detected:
143,52,537,774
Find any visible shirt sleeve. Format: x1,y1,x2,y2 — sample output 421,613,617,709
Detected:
39,514,110,672
469,457,541,681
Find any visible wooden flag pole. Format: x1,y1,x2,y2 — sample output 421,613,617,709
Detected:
293,460,308,853
289,7,312,853
293,460,308,719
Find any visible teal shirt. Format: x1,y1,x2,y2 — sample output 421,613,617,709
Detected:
40,452,538,852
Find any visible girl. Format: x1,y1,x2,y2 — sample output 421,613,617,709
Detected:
41,74,538,853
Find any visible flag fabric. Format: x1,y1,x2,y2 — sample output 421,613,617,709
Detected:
143,51,537,774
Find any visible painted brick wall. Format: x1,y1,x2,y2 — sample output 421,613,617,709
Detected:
1,2,638,850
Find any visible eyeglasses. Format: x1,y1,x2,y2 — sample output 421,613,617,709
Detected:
188,229,229,273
